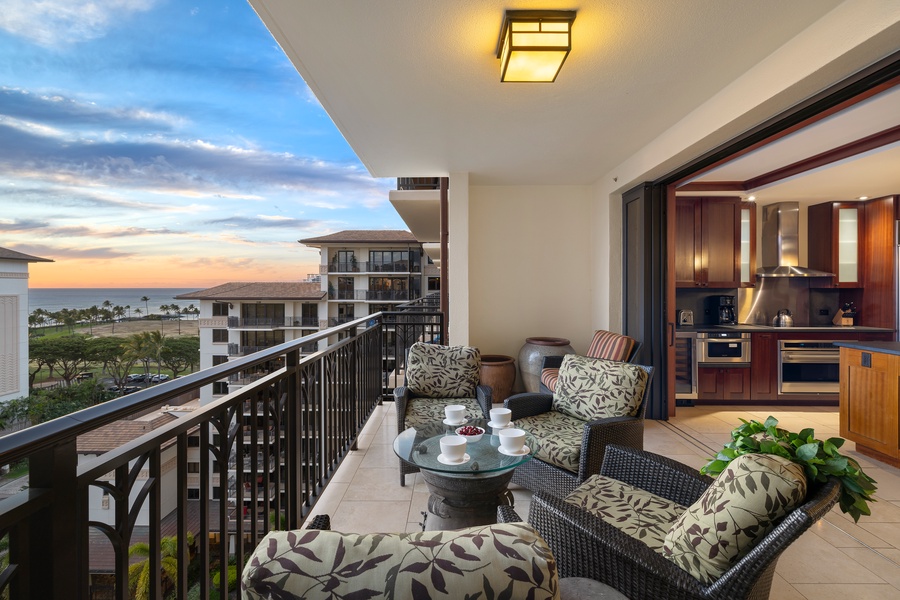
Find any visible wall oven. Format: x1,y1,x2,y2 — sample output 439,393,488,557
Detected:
778,340,839,394
697,332,751,364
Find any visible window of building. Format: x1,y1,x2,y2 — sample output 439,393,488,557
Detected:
212,487,221,500
333,250,357,271
337,277,354,300
369,250,409,272
241,303,285,321
240,330,285,348
212,382,229,395
301,303,318,319
212,329,228,343
188,462,200,473
428,277,440,291
188,436,200,447
212,355,228,366
337,304,354,321
212,302,229,316
187,488,200,500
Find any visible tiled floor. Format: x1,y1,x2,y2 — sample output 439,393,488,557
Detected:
304,403,900,599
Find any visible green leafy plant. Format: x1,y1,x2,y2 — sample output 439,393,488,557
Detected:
700,416,877,522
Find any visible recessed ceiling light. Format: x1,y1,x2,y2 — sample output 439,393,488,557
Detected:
747,195,756,201
858,196,868,200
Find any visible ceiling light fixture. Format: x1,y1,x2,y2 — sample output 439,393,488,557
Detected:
858,196,868,200
747,195,757,201
497,10,576,83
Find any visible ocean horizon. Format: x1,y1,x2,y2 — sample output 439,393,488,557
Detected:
28,288,200,315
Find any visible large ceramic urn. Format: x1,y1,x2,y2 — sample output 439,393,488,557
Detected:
479,355,516,403
517,337,574,393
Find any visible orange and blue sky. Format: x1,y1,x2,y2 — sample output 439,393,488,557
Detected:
0,0,402,288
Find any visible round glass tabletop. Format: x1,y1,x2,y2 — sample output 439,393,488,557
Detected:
392,418,537,476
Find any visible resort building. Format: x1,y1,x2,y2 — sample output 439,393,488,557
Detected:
0,247,51,405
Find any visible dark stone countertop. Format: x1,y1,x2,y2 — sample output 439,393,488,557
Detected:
834,341,900,356
676,324,894,334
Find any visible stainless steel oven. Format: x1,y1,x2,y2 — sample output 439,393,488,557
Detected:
697,332,751,364
778,340,839,394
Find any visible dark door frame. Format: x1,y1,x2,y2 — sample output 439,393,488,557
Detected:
625,49,900,419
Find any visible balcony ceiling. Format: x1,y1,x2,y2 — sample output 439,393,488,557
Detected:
249,0,852,186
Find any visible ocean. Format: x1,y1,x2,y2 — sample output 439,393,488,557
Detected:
28,288,199,315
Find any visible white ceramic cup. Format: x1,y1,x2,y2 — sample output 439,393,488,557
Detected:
498,428,526,454
440,435,467,462
444,404,466,424
489,407,512,427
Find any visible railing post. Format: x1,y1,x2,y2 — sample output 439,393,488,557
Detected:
285,348,302,529
28,438,80,600
349,326,358,451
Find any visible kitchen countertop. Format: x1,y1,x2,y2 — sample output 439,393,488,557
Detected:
834,341,900,355
676,324,894,334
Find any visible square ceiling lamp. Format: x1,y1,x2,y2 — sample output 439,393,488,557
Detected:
497,10,576,82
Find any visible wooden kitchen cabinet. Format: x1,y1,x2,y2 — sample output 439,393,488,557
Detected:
697,366,751,401
840,346,900,464
675,197,742,288
808,202,863,288
750,332,777,400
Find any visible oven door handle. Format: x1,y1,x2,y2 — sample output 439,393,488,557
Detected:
780,351,839,363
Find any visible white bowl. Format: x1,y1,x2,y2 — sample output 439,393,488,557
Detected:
455,425,484,443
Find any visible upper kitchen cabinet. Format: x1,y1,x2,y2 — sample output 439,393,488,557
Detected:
675,197,742,288
808,202,863,288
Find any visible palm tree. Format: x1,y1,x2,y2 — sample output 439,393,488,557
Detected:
141,296,150,318
134,307,143,320
170,303,181,334
128,532,194,600
125,304,131,320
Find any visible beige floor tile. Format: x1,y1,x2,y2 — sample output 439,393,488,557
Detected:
790,584,897,600
838,547,900,589
768,574,806,600
407,491,430,525
776,530,885,584
863,468,900,502
329,453,363,483
354,433,376,451
359,443,402,469
331,500,412,533
818,515,891,548
343,467,414,503
857,522,900,549
304,481,349,524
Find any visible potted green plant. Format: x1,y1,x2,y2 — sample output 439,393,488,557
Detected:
701,416,877,522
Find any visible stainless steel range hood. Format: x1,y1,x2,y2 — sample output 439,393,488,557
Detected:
756,202,835,278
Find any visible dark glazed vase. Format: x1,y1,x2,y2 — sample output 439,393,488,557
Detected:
517,337,574,393
479,355,516,404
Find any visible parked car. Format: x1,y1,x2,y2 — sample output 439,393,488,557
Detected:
149,374,170,383
126,374,146,383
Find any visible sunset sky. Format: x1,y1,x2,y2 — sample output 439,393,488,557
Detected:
0,0,404,288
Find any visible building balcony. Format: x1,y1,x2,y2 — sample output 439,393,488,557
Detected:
326,261,422,274
227,316,319,329
228,343,280,356
396,177,441,190
0,310,446,598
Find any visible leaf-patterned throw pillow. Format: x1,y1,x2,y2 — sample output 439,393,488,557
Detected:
552,355,649,421
662,453,807,584
241,522,561,600
406,342,481,398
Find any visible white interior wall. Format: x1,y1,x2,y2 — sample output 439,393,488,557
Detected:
465,184,595,360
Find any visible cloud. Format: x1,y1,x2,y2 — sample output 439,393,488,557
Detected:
205,216,322,230
0,0,157,47
6,242,132,260
0,89,392,202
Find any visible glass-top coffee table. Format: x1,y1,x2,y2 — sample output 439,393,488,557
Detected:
393,418,537,530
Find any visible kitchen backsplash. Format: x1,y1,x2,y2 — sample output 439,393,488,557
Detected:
676,279,843,327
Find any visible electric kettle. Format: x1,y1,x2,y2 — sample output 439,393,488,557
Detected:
773,309,794,327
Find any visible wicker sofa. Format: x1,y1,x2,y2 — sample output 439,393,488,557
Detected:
498,444,841,600
241,514,561,599
506,356,653,496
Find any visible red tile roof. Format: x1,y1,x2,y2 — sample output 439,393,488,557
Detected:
299,230,418,245
174,281,325,301
77,413,179,453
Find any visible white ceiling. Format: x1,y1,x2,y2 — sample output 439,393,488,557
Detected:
686,85,900,205
249,0,846,185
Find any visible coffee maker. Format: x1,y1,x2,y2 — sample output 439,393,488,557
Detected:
714,295,737,325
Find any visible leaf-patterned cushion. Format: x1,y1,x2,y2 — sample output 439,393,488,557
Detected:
514,411,585,474
552,355,649,422
241,522,561,600
565,475,686,552
406,342,481,398
404,396,483,430
662,453,808,584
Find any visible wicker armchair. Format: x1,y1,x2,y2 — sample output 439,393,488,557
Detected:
539,330,641,394
505,363,653,496
394,343,492,486
498,445,841,600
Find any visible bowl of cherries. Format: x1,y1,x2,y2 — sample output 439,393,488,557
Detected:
455,425,484,443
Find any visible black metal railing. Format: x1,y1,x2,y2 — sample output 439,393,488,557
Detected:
0,310,441,600
227,317,320,329
327,261,421,274
396,177,441,190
